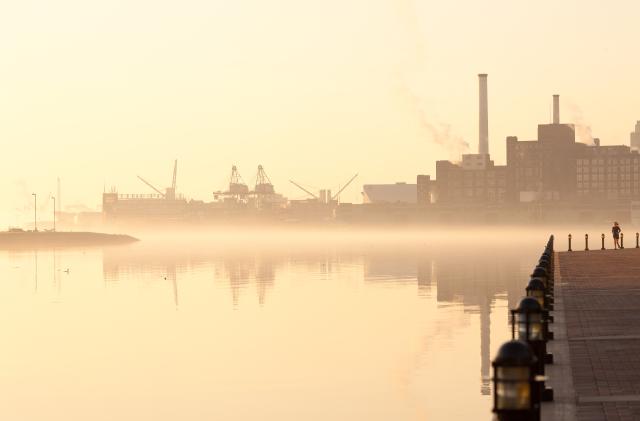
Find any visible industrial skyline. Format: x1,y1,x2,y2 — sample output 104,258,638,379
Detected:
2,0,640,227
10,70,640,228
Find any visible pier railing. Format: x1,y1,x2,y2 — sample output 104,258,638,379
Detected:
491,235,554,421
566,231,640,251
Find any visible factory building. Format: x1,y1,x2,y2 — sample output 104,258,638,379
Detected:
576,144,640,201
432,75,507,205
506,97,640,204
631,121,640,151
506,100,579,202
435,156,507,204
427,75,640,221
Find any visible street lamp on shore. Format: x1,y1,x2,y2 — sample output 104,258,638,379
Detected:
32,193,37,232
492,340,539,421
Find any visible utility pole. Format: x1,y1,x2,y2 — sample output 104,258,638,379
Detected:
32,193,37,231
52,196,56,232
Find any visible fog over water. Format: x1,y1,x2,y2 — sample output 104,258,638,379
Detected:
0,229,555,420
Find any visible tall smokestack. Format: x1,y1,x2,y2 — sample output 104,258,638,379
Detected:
478,74,489,155
553,94,560,124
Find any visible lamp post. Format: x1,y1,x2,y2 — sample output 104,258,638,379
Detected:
32,193,37,232
527,278,554,340
585,233,589,251
601,233,605,250
526,278,546,309
531,266,553,298
492,340,540,421
52,196,56,232
568,234,572,252
539,248,553,275
511,297,553,402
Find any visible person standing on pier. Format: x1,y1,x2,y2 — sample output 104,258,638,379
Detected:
612,222,622,249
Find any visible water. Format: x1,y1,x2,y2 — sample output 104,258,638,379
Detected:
0,230,548,420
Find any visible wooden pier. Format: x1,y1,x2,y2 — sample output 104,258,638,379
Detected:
545,248,640,420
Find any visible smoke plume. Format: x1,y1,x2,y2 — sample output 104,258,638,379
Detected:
397,79,470,160
392,0,470,160
567,103,595,145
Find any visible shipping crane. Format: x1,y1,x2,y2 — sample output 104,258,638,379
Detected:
137,159,179,199
254,165,275,195
289,180,319,200
331,173,358,202
137,175,165,197
289,173,358,204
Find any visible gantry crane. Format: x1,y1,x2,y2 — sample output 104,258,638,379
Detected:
289,173,358,204
137,159,178,199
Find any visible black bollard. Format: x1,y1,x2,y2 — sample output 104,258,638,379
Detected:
601,233,605,250
585,233,589,251
568,234,572,252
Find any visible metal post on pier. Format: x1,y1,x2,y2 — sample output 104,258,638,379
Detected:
636,232,639,249
601,233,605,250
568,234,572,252
585,233,589,251
621,233,624,249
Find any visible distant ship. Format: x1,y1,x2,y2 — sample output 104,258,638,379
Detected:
0,229,138,248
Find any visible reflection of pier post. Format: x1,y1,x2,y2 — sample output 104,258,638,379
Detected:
417,260,434,296
167,264,178,307
480,297,491,395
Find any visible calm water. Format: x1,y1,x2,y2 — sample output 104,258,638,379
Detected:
0,230,548,420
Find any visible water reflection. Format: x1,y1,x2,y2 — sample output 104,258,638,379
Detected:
0,233,543,421
363,248,531,397
101,240,534,401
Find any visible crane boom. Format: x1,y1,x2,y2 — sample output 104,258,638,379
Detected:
137,176,165,196
172,159,177,190
332,173,358,200
289,180,318,199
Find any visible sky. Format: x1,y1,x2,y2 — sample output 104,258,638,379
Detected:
1,0,639,225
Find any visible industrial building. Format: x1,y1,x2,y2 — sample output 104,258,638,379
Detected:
423,74,640,223
428,75,507,205
631,121,640,151
92,72,640,226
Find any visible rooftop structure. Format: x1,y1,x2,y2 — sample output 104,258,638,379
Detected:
362,183,417,204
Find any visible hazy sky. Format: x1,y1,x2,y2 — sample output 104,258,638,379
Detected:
1,0,639,224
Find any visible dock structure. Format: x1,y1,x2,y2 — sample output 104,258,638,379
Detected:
546,248,640,420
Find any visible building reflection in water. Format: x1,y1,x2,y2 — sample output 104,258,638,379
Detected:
101,240,536,398
365,247,533,397
102,246,279,307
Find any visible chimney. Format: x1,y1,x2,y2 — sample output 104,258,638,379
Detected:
478,74,489,155
553,94,560,124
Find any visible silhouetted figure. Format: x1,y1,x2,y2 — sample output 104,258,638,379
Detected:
612,222,622,249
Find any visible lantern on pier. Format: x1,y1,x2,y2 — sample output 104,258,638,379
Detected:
492,340,540,421
511,297,554,402
511,297,544,343
531,266,552,291
526,278,546,308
